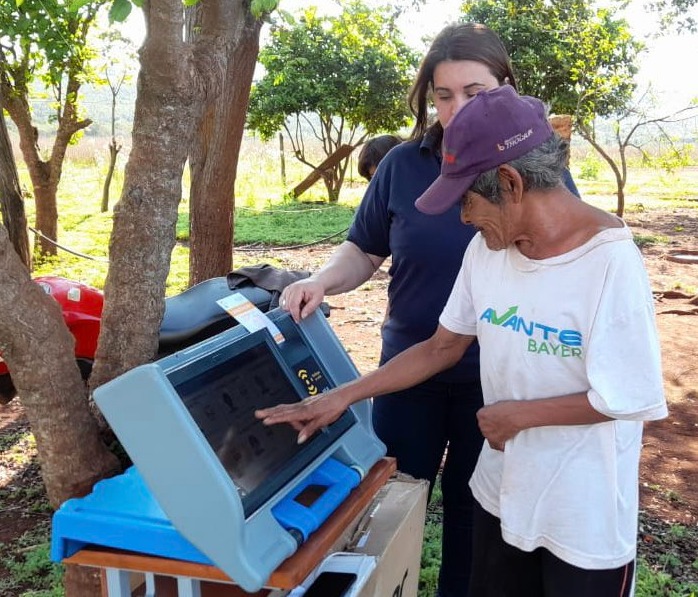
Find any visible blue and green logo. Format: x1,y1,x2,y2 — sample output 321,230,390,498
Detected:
480,305,583,358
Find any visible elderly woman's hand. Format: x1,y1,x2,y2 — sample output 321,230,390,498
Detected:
476,400,523,451
255,389,351,444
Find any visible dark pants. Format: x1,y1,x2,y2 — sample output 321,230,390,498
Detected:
469,502,636,597
372,378,484,597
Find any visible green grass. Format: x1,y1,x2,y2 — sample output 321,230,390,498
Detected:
569,154,698,213
174,202,355,247
0,523,64,597
636,558,698,597
0,431,37,468
233,202,354,246
0,424,60,596
419,478,443,596
21,134,365,294
634,233,671,248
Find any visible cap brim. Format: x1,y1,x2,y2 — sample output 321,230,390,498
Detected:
415,173,478,215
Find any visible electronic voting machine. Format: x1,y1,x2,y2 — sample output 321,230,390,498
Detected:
51,307,386,592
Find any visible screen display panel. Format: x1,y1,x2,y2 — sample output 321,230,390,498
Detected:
168,330,354,515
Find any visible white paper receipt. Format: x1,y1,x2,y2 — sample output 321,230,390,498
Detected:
216,292,285,344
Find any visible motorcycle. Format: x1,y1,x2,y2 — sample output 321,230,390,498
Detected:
0,272,310,405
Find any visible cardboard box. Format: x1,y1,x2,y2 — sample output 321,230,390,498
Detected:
347,475,429,597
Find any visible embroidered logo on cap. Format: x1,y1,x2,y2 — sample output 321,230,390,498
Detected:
502,128,534,150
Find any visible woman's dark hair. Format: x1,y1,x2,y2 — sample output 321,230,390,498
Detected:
357,134,402,181
408,23,517,142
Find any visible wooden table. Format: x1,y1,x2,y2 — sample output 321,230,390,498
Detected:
63,457,397,597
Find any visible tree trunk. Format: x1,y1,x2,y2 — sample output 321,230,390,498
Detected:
323,171,340,203
89,0,209,389
615,180,625,218
322,157,351,203
5,101,57,255
0,226,120,505
63,567,103,596
101,140,120,213
1,71,91,257
279,133,286,187
0,106,31,269
0,107,111,597
577,124,626,217
32,180,59,256
187,2,263,285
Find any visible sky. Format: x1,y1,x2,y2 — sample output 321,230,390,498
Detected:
123,0,698,113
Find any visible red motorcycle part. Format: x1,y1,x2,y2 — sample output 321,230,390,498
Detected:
0,277,103,402
33,276,104,361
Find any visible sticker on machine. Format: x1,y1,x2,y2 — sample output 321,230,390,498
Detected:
217,292,285,344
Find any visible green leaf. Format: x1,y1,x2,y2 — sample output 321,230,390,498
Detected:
15,0,24,7
109,0,133,23
461,0,641,118
131,0,143,6
68,0,92,12
251,0,279,18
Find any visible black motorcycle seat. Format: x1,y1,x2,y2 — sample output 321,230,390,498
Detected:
159,277,272,346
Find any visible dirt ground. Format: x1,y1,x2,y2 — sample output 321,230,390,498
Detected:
623,209,698,527
0,205,696,591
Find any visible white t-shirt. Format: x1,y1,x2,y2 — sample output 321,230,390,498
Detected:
440,225,667,570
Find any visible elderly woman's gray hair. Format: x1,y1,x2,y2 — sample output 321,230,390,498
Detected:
470,135,569,204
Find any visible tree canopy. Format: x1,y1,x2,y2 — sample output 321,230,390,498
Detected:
460,0,698,217
0,0,101,92
648,0,698,32
247,1,419,201
461,0,643,124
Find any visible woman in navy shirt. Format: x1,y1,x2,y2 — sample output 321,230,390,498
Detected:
280,23,579,597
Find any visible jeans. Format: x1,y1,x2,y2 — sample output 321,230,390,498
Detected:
372,377,484,597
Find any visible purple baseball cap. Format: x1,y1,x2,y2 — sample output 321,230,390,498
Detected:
415,85,554,215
